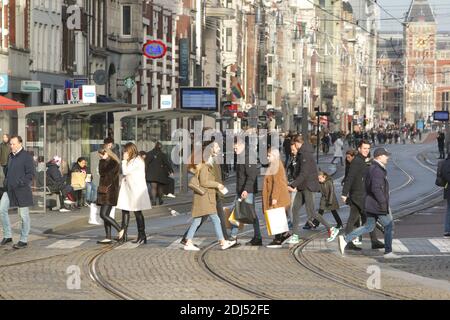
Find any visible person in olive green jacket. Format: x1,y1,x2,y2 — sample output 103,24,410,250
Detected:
181,141,231,245
0,134,10,177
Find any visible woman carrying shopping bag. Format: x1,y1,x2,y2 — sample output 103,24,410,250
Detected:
184,151,236,251
97,148,125,244
116,143,152,244
263,148,292,248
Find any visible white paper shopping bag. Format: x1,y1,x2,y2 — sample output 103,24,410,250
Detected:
264,207,289,236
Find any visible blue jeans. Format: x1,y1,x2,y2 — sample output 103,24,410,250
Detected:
186,214,224,241
85,182,97,203
0,193,31,243
344,213,393,254
446,198,450,233
230,193,262,239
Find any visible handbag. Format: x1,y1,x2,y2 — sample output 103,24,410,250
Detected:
234,199,256,224
71,172,87,189
98,184,111,194
264,207,289,236
188,172,206,195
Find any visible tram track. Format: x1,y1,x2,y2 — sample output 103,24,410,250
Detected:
4,147,439,300
195,148,442,300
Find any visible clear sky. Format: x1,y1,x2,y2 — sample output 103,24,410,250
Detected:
377,0,450,32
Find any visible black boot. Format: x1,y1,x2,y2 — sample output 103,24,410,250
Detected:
120,211,130,242
132,211,147,244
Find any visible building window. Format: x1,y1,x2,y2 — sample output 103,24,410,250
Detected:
444,68,450,85
121,5,131,37
226,28,232,52
443,92,450,111
226,0,233,8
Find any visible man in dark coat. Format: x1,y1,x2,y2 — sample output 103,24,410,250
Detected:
341,140,384,251
339,147,399,259
437,132,445,159
145,142,174,206
0,136,35,249
230,137,262,245
287,135,321,244
440,152,450,237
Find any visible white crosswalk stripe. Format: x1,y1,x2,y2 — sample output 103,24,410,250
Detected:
392,239,410,253
46,239,90,249
428,239,450,253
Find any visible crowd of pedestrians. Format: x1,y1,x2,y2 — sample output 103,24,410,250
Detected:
0,125,447,257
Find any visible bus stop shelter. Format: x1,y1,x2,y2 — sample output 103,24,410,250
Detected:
113,108,217,192
18,102,141,213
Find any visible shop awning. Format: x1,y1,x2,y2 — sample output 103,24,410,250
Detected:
0,96,25,110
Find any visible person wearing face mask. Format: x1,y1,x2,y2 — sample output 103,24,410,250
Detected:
180,140,232,245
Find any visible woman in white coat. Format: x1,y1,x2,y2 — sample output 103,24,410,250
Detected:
116,142,152,244
331,134,344,166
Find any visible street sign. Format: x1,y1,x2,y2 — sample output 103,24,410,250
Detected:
81,85,97,103
0,74,8,93
73,78,88,88
160,94,172,109
21,80,41,92
124,77,136,90
142,40,167,59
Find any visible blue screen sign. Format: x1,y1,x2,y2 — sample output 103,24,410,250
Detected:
180,88,218,111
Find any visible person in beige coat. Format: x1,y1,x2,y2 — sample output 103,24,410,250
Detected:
262,149,292,248
184,152,236,251
116,143,152,244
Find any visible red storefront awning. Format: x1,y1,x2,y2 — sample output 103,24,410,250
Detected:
0,96,25,110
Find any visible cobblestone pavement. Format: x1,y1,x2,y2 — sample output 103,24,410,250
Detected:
301,238,450,300
0,239,116,300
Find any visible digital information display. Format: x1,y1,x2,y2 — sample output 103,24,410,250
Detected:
434,111,449,121
180,87,218,111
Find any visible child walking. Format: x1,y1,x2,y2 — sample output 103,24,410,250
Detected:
316,171,343,229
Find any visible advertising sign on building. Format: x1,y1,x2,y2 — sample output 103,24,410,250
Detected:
21,80,41,92
66,88,80,104
179,38,189,87
81,85,97,103
142,40,167,59
0,74,8,93
56,89,65,104
160,94,172,109
42,88,52,104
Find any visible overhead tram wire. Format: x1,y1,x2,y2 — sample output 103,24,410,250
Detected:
369,0,407,28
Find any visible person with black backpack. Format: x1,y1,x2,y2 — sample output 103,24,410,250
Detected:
437,154,450,237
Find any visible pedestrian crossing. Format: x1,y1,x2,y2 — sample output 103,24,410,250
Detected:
39,236,450,254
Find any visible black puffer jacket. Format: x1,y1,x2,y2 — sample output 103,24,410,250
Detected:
342,153,370,208
236,150,258,195
290,143,320,192
46,162,65,191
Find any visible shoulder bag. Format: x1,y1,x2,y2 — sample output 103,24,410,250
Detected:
188,166,206,195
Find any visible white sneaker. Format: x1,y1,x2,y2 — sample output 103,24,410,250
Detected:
59,208,71,213
88,220,101,225
326,227,339,242
352,238,362,245
221,240,237,250
338,235,347,255
184,243,200,251
64,199,76,205
384,252,401,259
166,193,176,198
